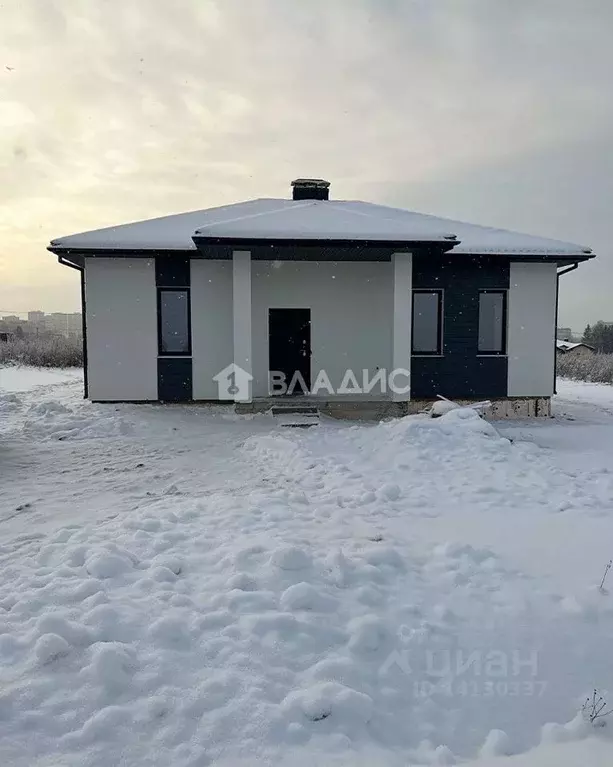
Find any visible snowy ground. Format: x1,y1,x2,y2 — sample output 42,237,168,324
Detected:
0,365,83,393
2,369,613,766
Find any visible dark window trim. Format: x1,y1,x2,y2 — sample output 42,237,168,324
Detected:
478,289,507,355
157,286,192,357
411,288,444,356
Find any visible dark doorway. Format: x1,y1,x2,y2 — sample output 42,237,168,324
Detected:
268,308,311,395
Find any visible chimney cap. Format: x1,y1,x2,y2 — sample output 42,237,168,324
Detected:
291,178,330,188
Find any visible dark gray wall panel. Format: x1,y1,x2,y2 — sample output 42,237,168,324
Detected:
155,256,191,287
411,255,509,399
157,358,193,402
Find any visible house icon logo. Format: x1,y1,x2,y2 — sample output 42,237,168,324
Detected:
213,363,253,401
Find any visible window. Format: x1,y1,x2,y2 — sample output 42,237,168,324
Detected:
478,291,506,354
158,289,191,355
412,290,442,354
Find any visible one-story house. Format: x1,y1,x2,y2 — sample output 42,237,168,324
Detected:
50,179,594,418
556,340,595,357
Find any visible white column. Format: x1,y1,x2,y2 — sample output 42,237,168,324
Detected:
391,252,412,401
232,250,252,401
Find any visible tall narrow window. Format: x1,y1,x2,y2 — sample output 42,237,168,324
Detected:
478,291,506,354
412,290,442,354
158,289,191,355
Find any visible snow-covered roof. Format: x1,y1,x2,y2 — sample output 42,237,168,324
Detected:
50,198,593,258
193,200,460,243
556,341,594,351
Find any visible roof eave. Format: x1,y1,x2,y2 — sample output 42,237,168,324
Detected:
51,241,595,266
192,235,460,253
454,251,594,263
50,245,196,266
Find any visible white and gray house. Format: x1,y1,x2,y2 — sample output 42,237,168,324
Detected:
50,179,594,418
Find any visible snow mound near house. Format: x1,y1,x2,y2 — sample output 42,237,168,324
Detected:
21,399,134,441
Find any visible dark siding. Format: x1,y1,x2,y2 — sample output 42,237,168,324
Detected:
411,255,509,399
194,242,451,262
156,256,192,401
157,358,193,402
155,256,191,287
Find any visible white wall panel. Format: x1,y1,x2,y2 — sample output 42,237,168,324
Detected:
507,262,557,397
85,258,158,401
191,260,234,399
251,261,393,397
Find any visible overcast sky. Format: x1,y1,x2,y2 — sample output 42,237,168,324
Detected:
1,0,611,331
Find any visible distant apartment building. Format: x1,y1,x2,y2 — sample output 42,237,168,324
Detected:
0,311,81,339
45,312,82,337
28,310,45,327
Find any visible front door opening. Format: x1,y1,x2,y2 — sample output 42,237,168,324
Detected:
268,308,311,395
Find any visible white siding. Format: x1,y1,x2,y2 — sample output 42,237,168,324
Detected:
507,262,557,397
85,258,157,401
251,261,393,397
191,260,233,399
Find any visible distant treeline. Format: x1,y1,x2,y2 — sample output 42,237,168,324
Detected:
582,322,613,353
558,352,613,385
0,336,82,368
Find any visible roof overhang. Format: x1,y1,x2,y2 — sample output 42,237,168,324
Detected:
504,253,595,266
49,247,195,269
50,242,595,268
191,236,460,260
50,238,460,266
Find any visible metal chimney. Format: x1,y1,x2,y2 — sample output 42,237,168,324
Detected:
291,178,330,201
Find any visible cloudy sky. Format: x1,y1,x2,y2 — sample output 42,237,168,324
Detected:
1,0,611,331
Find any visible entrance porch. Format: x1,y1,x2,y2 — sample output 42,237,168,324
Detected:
228,250,413,404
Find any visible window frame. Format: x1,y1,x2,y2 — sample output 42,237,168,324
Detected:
411,288,444,356
477,289,507,356
157,286,192,357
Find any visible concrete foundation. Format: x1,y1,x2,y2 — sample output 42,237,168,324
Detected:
235,397,551,421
